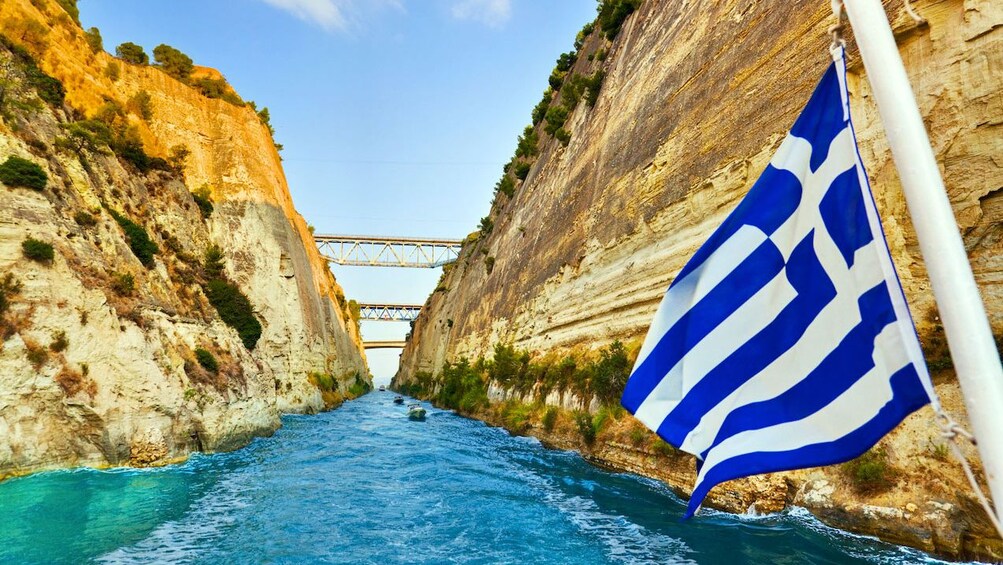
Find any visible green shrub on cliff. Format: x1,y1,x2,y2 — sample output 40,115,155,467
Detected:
84,27,103,53
544,105,569,136
542,407,558,431
55,0,81,26
531,90,552,125
116,42,148,65
205,279,262,350
192,186,215,219
597,0,642,40
0,273,22,318
153,44,194,82
502,402,534,433
0,156,47,190
109,210,158,267
574,411,596,445
204,245,225,278
195,348,219,373
436,359,489,413
515,126,539,158
842,447,896,493
21,237,54,263
590,340,630,408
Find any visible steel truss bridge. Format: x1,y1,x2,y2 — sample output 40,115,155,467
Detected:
357,303,422,322
315,234,463,268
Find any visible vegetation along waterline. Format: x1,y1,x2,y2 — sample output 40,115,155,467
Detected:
1,0,1002,563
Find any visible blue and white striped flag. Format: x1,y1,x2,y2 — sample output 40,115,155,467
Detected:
621,49,936,517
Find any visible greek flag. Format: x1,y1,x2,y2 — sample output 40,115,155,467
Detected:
621,50,935,517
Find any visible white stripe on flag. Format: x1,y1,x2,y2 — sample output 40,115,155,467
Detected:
633,259,798,430
679,241,885,455
633,225,768,369
693,323,912,487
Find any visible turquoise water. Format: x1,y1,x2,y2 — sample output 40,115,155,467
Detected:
0,394,951,564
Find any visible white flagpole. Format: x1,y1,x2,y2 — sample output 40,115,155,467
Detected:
842,0,1003,523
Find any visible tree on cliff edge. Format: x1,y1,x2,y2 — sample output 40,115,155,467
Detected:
115,42,148,65
153,44,194,82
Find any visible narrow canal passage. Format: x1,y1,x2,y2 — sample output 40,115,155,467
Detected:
0,394,949,564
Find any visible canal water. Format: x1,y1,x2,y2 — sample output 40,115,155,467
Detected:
0,393,955,564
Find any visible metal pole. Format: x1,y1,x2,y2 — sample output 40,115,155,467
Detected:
843,0,1003,522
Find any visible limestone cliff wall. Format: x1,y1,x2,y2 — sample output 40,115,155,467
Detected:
0,0,367,477
396,0,1002,559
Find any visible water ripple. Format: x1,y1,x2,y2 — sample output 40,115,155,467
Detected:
0,394,964,564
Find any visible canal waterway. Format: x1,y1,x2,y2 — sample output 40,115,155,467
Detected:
0,393,958,564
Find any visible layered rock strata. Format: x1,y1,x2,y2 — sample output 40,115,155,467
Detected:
0,0,367,477
395,0,1002,559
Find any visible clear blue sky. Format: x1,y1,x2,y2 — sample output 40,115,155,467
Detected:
81,0,597,383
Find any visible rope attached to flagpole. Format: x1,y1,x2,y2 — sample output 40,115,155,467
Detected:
936,412,1003,537
828,0,1003,540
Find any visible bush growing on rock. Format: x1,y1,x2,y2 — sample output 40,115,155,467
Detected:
597,0,642,40
74,210,98,227
126,90,153,120
544,105,569,136
109,210,158,267
152,44,194,82
55,0,81,26
195,348,218,373
116,42,148,65
21,237,54,263
205,279,262,350
111,272,135,295
84,27,102,53
55,365,96,398
0,156,47,190
203,245,225,278
49,330,69,352
0,273,22,318
542,407,558,431
24,338,48,370
554,128,572,147
575,411,596,445
513,162,531,181
104,61,120,81
842,447,896,493
590,340,630,408
192,185,214,219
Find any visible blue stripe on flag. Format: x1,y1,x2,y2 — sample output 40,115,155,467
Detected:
621,49,933,519
703,283,898,456
819,168,874,268
621,240,786,413
657,233,837,445
683,365,929,518
673,166,803,285
790,64,846,173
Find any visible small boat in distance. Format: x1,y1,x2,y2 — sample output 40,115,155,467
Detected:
407,403,426,421
393,395,404,405
378,385,386,391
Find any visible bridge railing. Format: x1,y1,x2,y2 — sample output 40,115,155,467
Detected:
363,340,408,349
357,303,422,322
315,234,463,268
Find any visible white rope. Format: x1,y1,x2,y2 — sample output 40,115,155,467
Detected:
902,0,927,26
935,411,1003,539
829,0,847,51
827,0,999,542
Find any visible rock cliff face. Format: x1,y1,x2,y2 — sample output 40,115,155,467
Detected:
395,0,1002,559
0,0,367,478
